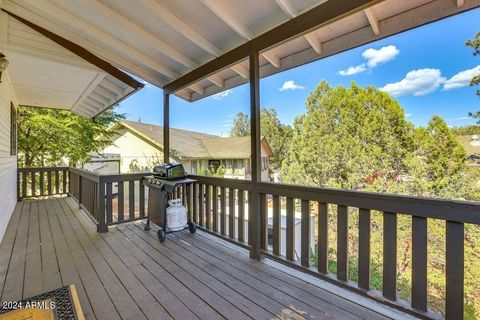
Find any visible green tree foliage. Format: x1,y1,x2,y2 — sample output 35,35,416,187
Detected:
466,32,480,119
230,112,250,137
18,106,124,167
450,125,480,135
230,109,293,171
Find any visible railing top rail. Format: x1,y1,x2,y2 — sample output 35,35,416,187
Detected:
188,174,254,191
258,181,480,225
18,167,69,173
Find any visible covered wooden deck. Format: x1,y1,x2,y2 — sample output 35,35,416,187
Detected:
0,197,415,320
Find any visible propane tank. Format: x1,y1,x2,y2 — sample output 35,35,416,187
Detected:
166,199,187,231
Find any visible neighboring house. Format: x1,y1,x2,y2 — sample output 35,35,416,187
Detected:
457,135,480,167
99,120,273,180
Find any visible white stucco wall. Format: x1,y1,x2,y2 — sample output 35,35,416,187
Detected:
0,72,18,242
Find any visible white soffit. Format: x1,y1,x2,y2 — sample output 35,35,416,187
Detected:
0,9,138,118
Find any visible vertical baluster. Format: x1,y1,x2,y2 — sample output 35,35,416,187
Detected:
22,171,27,198
212,186,218,232
337,205,348,281
97,178,107,232
187,184,193,222
55,170,59,194
229,188,235,239
47,170,52,195
383,211,397,300
199,184,204,227
412,216,427,311
31,171,36,197
446,221,464,319
238,190,245,242
301,199,311,267
139,180,145,217
63,170,67,193
205,185,211,230
260,193,267,249
272,195,280,256
39,171,44,196
220,187,226,235
286,197,295,261
318,202,329,274
129,181,135,220
106,182,113,224
358,208,371,290
193,183,198,224
118,182,124,222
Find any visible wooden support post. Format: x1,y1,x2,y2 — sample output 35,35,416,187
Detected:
163,92,170,163
249,52,262,260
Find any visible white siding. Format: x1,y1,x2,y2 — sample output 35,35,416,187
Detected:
100,129,165,173
0,72,18,242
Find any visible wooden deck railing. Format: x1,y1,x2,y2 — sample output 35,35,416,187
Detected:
17,168,480,318
17,167,69,200
189,175,480,320
68,168,147,232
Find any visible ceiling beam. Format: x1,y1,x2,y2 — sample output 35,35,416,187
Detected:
207,74,224,88
164,0,383,93
189,83,205,95
262,51,281,68
13,0,177,79
137,0,221,57
76,0,197,69
200,0,253,40
364,7,380,35
1,8,144,90
231,64,249,79
304,32,322,54
274,0,322,55
200,0,285,69
175,89,192,101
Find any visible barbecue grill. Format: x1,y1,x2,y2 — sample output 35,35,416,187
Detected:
143,163,197,242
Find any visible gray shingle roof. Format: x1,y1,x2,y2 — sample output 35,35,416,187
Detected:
119,120,256,159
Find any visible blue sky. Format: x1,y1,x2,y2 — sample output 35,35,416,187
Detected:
118,8,480,135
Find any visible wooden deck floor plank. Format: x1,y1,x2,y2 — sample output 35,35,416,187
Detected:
134,223,338,320
125,224,276,320
173,229,362,320
117,224,251,320
0,202,23,299
23,200,44,298
62,198,174,320
39,200,63,292
2,201,30,301
55,199,148,320
50,200,121,320
46,199,97,320
105,225,222,320
131,224,305,319
179,230,390,320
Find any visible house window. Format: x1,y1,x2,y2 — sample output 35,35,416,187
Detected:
192,160,197,174
234,159,244,175
10,103,17,156
225,159,233,174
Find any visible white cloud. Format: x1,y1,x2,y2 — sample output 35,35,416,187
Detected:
339,45,399,76
211,89,233,100
362,45,400,68
338,63,367,76
279,80,305,91
443,65,480,90
450,116,472,122
381,68,446,97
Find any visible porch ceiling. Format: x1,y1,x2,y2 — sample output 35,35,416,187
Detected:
0,0,478,103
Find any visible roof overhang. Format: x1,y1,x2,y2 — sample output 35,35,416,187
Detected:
0,8,143,119
0,0,477,104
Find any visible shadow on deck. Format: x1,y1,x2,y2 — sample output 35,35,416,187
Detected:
0,197,416,320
